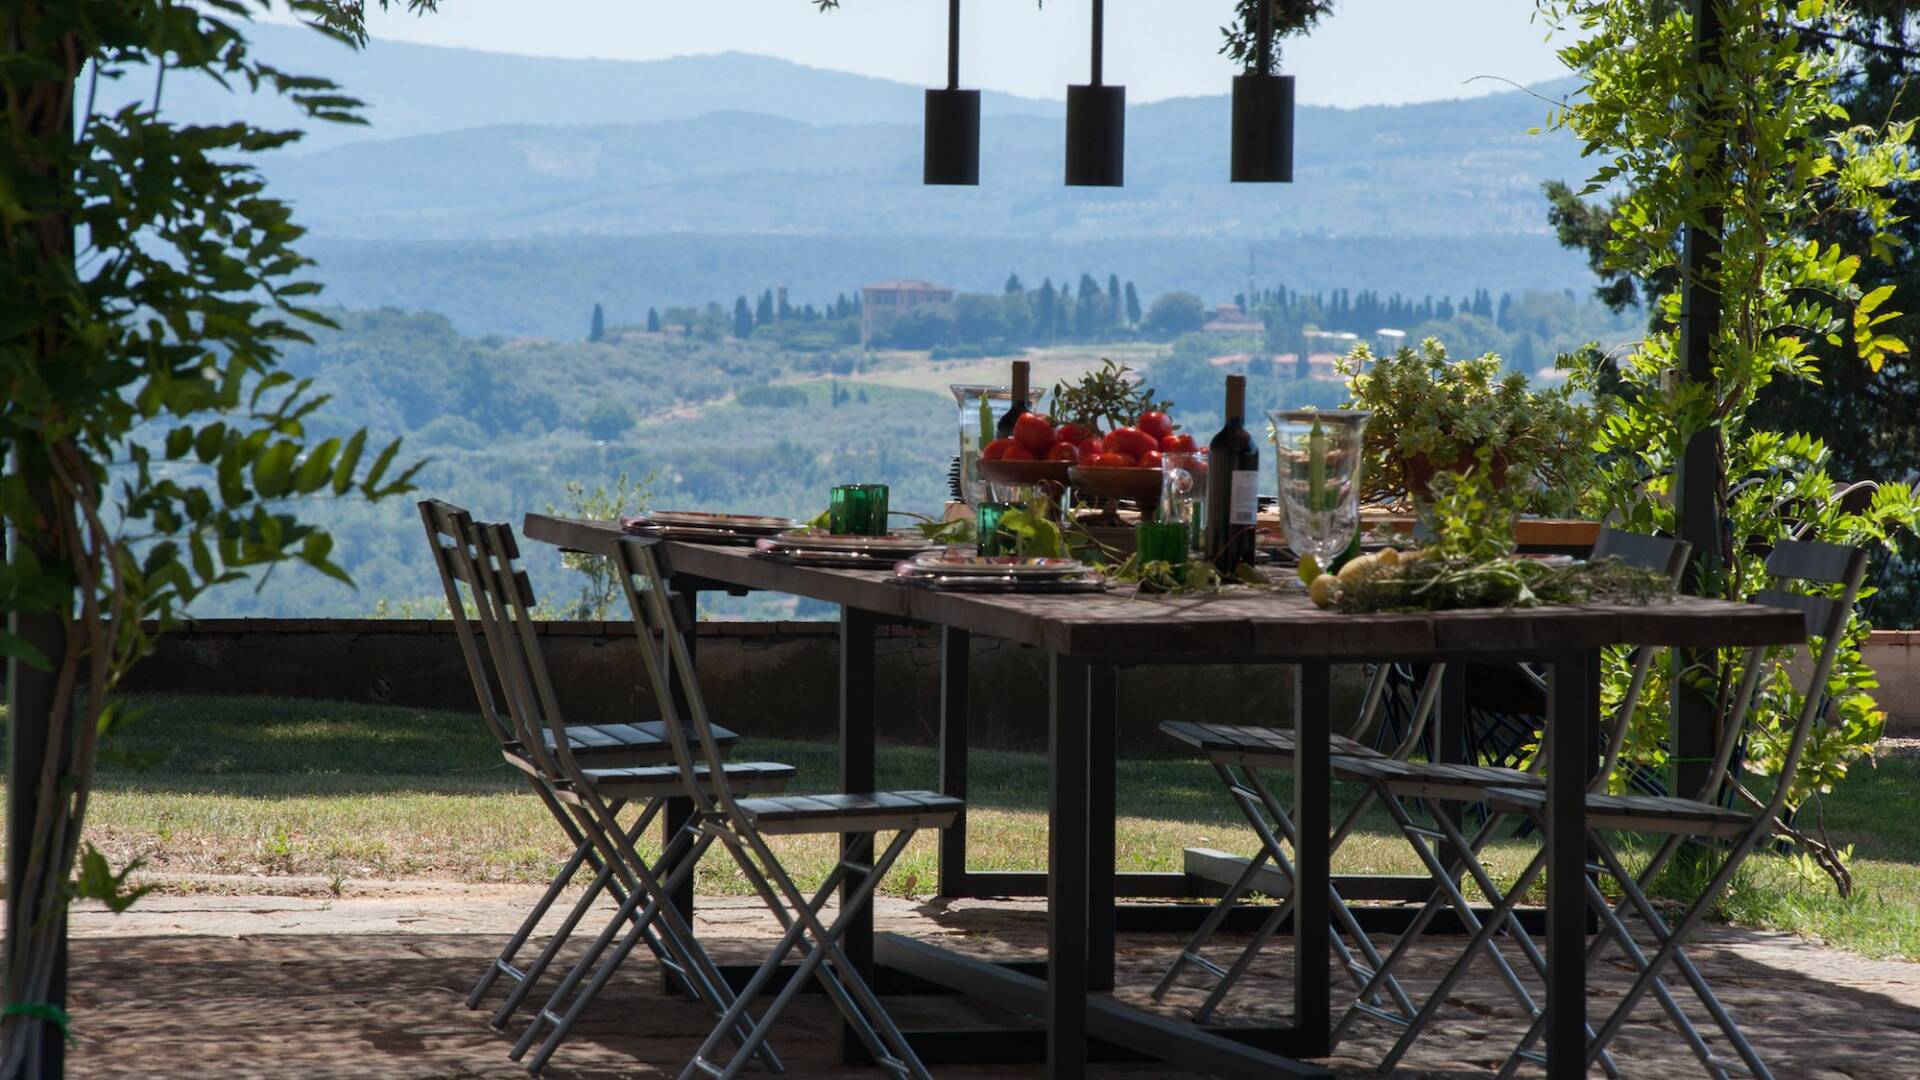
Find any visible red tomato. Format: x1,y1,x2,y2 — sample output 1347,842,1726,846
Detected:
981,438,1015,461
1046,442,1080,464
1054,422,1091,446
1138,411,1174,440
1105,426,1157,460
1076,435,1105,459
1094,452,1137,468
1003,443,1039,461
1138,450,1163,470
1013,412,1055,454
1160,433,1198,453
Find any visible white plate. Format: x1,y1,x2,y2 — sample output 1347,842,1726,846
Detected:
904,552,1086,577
766,529,937,555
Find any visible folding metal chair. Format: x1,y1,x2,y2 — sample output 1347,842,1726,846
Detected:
421,499,745,1024
1480,538,1869,1079
613,535,964,1080
1329,528,1689,1071
1149,659,1450,1023
456,518,796,1074
1363,538,1864,1079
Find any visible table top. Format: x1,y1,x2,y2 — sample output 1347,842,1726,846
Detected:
524,515,1804,663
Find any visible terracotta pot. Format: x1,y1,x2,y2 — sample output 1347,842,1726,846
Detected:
1402,448,1510,502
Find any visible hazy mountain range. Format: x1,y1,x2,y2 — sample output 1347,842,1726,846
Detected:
111,23,1599,338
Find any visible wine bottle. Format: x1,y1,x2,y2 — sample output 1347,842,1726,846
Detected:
1205,374,1259,573
997,359,1033,439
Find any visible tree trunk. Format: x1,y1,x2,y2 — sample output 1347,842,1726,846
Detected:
3,6,79,1076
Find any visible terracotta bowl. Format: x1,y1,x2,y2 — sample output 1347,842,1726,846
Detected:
977,458,1072,486
1069,465,1163,509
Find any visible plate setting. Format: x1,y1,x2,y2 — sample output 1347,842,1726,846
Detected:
892,551,1107,593
621,511,798,545
763,529,940,556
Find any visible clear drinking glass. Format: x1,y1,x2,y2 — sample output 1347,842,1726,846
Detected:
950,383,1047,506
1269,410,1370,567
1159,450,1209,552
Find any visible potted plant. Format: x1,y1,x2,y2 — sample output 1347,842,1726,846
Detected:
1337,338,1601,516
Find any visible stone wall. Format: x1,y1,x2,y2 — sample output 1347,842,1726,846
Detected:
112,621,1920,748
119,618,1342,756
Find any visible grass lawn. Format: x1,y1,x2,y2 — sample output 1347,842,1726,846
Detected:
4,693,1916,960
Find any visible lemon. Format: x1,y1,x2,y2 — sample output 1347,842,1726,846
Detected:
1375,546,1400,567
1308,573,1343,609
1337,554,1376,586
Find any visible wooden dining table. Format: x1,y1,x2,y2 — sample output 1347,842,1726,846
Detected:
523,513,1802,1080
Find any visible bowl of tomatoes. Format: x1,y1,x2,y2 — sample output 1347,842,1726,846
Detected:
981,409,1199,513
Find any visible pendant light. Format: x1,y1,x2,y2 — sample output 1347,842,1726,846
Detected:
1065,0,1124,187
1231,0,1294,182
924,0,980,185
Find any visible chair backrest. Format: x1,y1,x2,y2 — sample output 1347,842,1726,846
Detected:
1700,538,1869,814
462,518,584,790
417,499,522,754
612,536,742,816
1590,528,1693,786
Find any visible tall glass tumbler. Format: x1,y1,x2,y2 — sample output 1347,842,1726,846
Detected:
1269,410,1370,568
1159,450,1210,553
950,383,1047,506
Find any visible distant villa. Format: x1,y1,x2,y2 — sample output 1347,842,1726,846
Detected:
859,279,954,347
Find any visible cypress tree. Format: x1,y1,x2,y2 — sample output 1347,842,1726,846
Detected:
589,302,606,343
646,307,661,333
733,296,753,338
1124,281,1142,326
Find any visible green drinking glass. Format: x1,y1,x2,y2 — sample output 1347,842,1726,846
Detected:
1135,521,1191,568
830,484,890,536
976,501,1023,556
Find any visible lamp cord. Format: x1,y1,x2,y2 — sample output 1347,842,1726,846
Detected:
1091,0,1104,85
947,0,960,90
1258,0,1274,76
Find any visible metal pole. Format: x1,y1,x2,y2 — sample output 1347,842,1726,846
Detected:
1672,0,1724,802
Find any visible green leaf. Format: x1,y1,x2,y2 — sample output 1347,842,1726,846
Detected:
250,441,298,499
332,430,367,496
0,630,51,672
69,844,157,916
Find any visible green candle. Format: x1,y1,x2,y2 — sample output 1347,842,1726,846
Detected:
1308,416,1327,511
979,395,994,447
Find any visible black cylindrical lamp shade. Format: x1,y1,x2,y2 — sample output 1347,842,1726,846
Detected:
925,88,981,185
1066,84,1125,187
1232,73,1294,183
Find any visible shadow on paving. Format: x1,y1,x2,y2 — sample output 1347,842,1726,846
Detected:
56,893,1920,1079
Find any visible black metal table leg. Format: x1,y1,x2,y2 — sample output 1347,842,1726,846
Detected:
1049,652,1091,1080
1293,663,1332,1057
840,606,879,1064
1545,649,1597,1078
663,588,699,992
1088,664,1119,993
938,627,970,896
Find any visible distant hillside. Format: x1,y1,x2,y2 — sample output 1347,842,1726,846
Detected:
98,23,1061,154
121,26,1602,338
262,84,1589,242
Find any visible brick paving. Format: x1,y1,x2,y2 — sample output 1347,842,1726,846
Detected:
56,884,1920,1078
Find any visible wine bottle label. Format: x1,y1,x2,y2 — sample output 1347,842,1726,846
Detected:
1230,470,1258,525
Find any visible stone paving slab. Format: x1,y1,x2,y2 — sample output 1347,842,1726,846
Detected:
54,885,1920,1078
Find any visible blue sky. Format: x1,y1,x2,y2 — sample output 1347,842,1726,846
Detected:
340,0,1573,108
